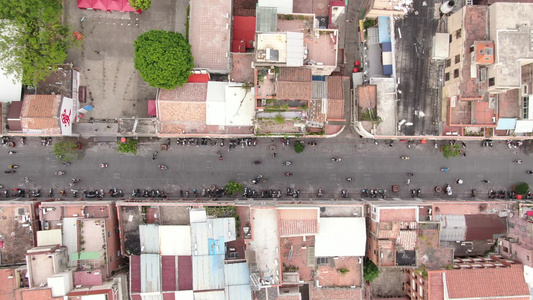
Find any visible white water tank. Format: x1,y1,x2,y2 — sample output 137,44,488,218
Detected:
440,0,455,15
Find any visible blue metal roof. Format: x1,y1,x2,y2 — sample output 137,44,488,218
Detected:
208,238,225,255
382,42,392,52
383,65,393,75
378,16,391,43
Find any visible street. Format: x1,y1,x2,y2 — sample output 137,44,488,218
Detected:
0,138,530,200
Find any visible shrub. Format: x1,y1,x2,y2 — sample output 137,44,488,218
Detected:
294,142,305,153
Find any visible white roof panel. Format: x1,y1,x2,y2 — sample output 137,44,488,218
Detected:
171,291,194,300
315,218,366,257
140,224,160,254
37,229,62,247
190,209,208,223
516,120,533,133
159,226,192,256
257,0,293,14
206,82,228,103
286,32,304,67
225,285,252,300
224,85,255,126
62,218,78,268
206,102,226,126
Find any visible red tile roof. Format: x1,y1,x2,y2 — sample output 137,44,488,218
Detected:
20,95,61,133
327,76,344,100
0,268,18,300
277,82,312,100
161,256,176,291
278,209,318,236
158,83,208,102
429,265,530,299
19,288,62,300
233,17,256,52
73,270,104,287
279,68,312,82
428,272,445,300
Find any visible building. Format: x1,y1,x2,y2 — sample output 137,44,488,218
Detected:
247,205,366,300
128,207,251,299
404,255,530,300
188,0,232,73
37,201,122,278
0,201,39,266
442,3,533,136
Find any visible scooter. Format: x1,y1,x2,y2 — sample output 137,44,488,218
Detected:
253,160,262,165
346,177,353,182
527,170,533,174
4,170,16,174
55,171,65,175
48,189,53,197
331,157,341,162
401,156,409,160
317,189,323,197
63,161,71,166
8,165,18,169
159,164,168,170
441,168,449,172
471,189,476,198
100,163,108,168
285,172,292,176
514,160,523,164
341,190,347,198
284,161,292,166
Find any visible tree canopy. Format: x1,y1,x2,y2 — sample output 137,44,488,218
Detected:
0,0,75,86
129,0,151,10
363,258,380,282
442,144,461,158
116,139,138,155
224,180,244,196
53,140,79,162
134,30,194,89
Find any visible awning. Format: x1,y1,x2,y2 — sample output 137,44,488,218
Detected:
92,0,107,10
148,100,157,116
496,118,517,130
77,0,95,9
515,120,533,133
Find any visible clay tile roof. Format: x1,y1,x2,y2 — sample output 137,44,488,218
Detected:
277,82,312,100
158,83,208,102
278,209,318,236
20,94,61,133
278,68,312,82
443,265,530,299
428,272,445,300
158,102,206,122
327,76,344,100
0,268,18,299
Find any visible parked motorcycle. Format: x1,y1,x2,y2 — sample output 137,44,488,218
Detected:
253,160,261,165
100,163,108,168
55,171,65,175
331,157,341,162
159,164,168,170
8,165,18,169
317,189,323,197
284,172,292,176
400,156,409,160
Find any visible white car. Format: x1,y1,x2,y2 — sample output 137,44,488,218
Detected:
446,184,453,196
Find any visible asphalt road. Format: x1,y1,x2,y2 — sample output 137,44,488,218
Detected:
0,138,530,200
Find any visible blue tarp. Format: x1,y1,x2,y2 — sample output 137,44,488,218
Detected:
383,65,393,75
378,16,391,43
312,75,326,81
208,238,225,255
382,42,392,52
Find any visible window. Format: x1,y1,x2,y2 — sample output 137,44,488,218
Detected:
470,45,474,52
528,255,530,261
117,250,121,257
110,255,113,262
107,231,111,237
449,35,452,43
446,59,451,67
455,54,460,64
524,97,529,119
374,250,377,255
489,77,495,86
454,69,459,78
456,29,462,39
485,48,493,56
445,72,450,81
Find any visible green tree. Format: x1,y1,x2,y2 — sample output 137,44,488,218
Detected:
116,139,138,155
224,180,244,196
514,182,530,195
0,0,76,86
134,30,194,89
53,141,79,162
294,142,305,153
129,0,151,10
363,258,380,282
274,113,285,124
442,144,461,158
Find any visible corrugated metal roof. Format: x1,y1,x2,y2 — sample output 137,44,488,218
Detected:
193,290,225,300
141,254,161,293
435,215,466,241
224,263,250,286
286,32,304,67
170,291,193,299
312,81,328,99
464,214,507,240
159,226,191,256
62,217,78,268
140,224,160,254
225,285,252,300
71,251,102,261
208,218,236,242
191,223,209,256
256,7,277,33
140,295,163,300
193,255,225,291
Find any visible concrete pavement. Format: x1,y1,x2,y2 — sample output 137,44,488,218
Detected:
0,137,531,200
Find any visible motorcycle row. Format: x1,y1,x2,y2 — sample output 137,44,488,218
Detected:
175,138,258,149
488,190,520,199
361,189,387,199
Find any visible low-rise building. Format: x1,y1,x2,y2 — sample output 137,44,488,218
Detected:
0,201,39,266
404,255,530,300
